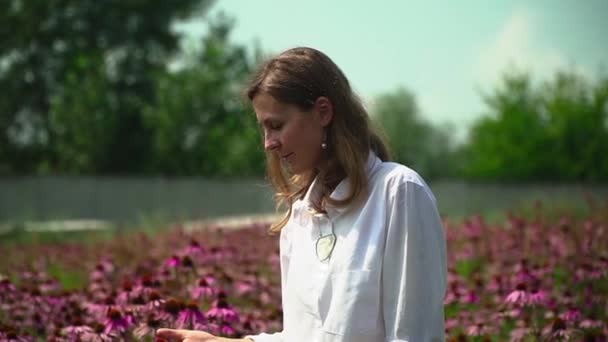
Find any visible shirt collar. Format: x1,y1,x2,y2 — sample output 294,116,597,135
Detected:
295,150,380,220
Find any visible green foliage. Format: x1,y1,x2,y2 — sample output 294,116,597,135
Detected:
0,1,266,177
143,14,265,177
47,262,87,290
462,68,608,182
371,88,458,179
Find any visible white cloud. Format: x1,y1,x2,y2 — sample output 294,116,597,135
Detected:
474,8,586,86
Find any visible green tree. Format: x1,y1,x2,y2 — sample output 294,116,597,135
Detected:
0,0,212,174
463,70,550,181
143,14,265,177
541,70,608,181
462,68,608,182
371,87,456,179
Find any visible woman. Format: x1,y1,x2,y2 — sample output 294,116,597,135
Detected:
157,47,447,342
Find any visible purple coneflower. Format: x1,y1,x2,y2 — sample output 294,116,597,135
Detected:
560,307,582,322
137,275,162,298
80,323,115,342
158,297,184,322
466,322,496,336
509,327,531,341
464,289,479,304
235,280,255,296
116,280,134,305
541,317,576,340
164,255,181,268
145,290,165,311
133,313,162,339
175,301,207,330
184,239,205,255
60,320,94,340
579,319,603,329
505,283,528,306
0,278,16,292
527,286,548,306
191,277,217,299
218,322,236,336
103,308,132,335
206,295,239,323
85,296,116,319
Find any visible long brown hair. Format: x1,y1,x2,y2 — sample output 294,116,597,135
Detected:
246,47,390,232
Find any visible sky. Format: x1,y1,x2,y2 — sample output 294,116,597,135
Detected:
176,0,608,141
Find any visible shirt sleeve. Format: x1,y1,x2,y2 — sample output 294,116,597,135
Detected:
382,180,447,342
243,332,283,342
244,221,293,342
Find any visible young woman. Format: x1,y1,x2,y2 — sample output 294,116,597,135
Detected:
157,47,447,342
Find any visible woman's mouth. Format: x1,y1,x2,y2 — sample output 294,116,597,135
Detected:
281,152,294,160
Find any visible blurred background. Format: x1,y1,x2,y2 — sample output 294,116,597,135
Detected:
1,0,607,233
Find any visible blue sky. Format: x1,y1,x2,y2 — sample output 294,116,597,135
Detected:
176,1,607,141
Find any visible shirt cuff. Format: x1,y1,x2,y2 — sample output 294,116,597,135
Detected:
243,332,282,342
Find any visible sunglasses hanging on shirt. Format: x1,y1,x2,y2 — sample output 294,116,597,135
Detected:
315,227,336,262
308,205,337,262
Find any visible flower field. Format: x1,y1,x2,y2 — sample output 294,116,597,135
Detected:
0,203,606,341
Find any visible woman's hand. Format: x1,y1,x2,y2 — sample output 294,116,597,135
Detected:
155,328,253,342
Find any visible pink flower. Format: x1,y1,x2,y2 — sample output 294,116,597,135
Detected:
116,280,135,305
527,287,548,306
133,313,162,339
206,296,239,323
0,278,16,292
444,318,459,331
85,296,116,320
464,289,479,304
509,327,531,341
235,281,255,296
560,307,582,322
579,319,603,329
80,323,116,342
191,277,217,300
463,215,485,239
175,302,207,330
184,239,205,255
164,255,180,268
219,322,236,336
505,283,528,306
61,324,94,340
145,290,166,311
487,275,504,294
103,308,132,335
466,322,496,336
158,298,184,322
541,317,576,340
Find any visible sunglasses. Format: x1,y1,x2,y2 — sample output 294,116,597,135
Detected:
315,229,336,262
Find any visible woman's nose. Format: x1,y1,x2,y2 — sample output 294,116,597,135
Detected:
264,136,280,151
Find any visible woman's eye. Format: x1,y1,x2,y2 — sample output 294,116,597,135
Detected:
270,122,283,130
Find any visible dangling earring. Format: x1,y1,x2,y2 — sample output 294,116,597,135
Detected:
321,131,327,150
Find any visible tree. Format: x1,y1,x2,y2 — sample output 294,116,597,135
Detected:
541,70,608,181
462,68,608,182
143,14,266,177
463,70,550,181
0,0,212,174
371,87,456,179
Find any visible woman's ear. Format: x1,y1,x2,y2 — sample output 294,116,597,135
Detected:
315,96,334,127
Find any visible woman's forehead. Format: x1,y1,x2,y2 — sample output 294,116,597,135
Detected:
253,94,294,119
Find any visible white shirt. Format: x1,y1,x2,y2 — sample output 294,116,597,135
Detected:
247,151,447,342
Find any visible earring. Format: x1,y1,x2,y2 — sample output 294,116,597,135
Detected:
321,131,327,150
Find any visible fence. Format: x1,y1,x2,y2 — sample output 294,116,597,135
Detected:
1,177,606,224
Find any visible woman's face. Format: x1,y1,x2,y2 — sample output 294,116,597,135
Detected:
253,92,332,175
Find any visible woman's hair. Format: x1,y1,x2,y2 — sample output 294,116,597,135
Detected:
245,47,390,232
